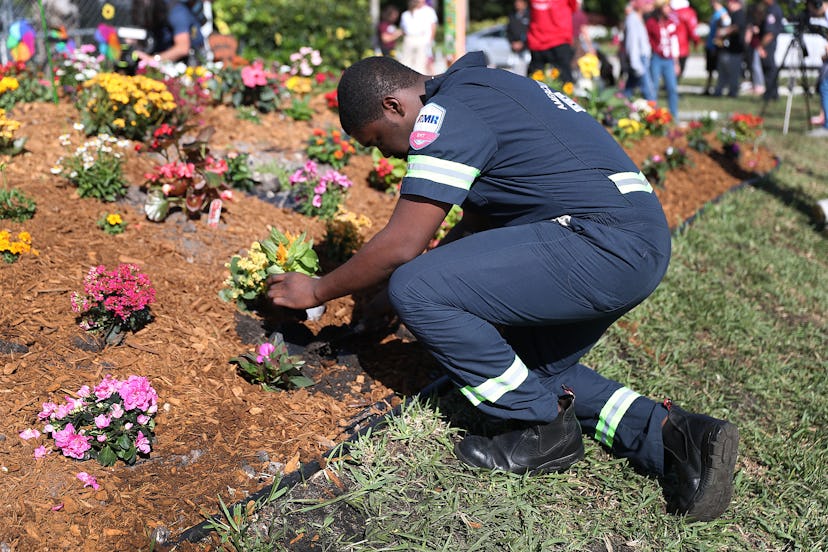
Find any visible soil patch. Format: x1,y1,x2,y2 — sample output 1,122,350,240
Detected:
0,97,776,551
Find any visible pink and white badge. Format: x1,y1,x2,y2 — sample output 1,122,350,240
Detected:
409,103,446,150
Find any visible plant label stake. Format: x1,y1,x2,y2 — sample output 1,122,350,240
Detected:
207,199,222,227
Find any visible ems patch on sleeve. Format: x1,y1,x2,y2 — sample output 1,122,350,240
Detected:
409,103,446,150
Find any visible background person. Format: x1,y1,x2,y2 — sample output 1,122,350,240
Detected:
704,0,730,95
268,53,740,523
399,0,439,74
132,0,205,64
756,0,784,101
377,4,404,57
506,0,531,55
527,0,577,82
807,0,828,136
670,0,701,80
646,0,681,116
624,0,656,100
744,1,768,96
713,0,747,97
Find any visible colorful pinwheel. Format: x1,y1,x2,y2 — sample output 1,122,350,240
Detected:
6,20,36,63
95,24,121,61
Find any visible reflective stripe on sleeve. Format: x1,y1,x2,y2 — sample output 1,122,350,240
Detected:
406,155,480,191
609,171,653,194
595,387,641,447
459,356,529,406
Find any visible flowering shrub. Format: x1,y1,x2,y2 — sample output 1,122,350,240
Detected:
70,264,156,345
641,146,693,187
0,229,37,263
576,53,601,80
54,44,104,91
0,61,52,110
305,127,358,170
643,106,673,136
26,374,159,466
219,228,320,312
429,205,464,249
51,131,130,202
612,117,648,145
289,160,352,220
324,89,338,111
77,72,178,140
322,208,372,264
140,124,234,221
0,108,26,156
367,148,406,194
0,186,36,222
224,151,258,192
207,60,283,113
718,113,764,158
283,97,314,121
685,121,711,153
230,338,313,391
97,212,127,235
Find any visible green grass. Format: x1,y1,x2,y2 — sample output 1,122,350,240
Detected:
205,93,828,551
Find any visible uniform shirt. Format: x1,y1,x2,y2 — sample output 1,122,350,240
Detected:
759,1,783,53
151,0,204,56
527,0,577,51
400,52,657,227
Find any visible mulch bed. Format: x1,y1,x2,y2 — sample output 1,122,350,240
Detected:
0,95,777,551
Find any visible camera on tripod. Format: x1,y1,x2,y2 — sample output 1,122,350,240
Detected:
787,0,828,38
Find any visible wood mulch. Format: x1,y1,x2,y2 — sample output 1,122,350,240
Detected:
0,94,776,551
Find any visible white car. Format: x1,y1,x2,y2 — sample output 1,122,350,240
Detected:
464,24,530,75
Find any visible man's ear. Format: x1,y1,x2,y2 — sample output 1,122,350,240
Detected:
381,95,406,118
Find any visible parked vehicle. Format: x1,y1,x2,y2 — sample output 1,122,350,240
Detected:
464,24,529,75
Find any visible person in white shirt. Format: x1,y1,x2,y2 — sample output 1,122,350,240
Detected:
398,0,438,74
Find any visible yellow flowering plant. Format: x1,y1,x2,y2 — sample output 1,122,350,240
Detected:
0,108,26,156
530,67,575,97
76,73,178,140
218,228,320,312
97,212,127,235
322,208,372,265
613,117,648,145
0,229,37,263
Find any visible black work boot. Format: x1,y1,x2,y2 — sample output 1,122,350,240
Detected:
660,401,739,521
454,393,584,475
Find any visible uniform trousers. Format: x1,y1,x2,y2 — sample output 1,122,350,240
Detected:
388,199,673,475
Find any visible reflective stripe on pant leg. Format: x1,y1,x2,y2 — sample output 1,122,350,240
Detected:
595,386,641,448
459,355,529,407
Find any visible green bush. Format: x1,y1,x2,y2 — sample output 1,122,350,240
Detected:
212,0,372,71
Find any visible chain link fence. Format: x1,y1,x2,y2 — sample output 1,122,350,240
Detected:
0,0,141,65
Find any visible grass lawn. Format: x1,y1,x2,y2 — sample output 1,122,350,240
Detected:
200,90,828,552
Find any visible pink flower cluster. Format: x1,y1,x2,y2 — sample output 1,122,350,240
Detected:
21,374,159,467
241,60,274,88
70,264,155,328
289,160,352,209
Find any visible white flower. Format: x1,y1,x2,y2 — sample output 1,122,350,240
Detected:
73,122,85,131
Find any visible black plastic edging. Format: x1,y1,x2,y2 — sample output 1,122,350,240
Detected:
671,158,780,235
173,374,452,546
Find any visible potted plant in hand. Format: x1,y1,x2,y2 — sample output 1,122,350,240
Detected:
218,227,324,321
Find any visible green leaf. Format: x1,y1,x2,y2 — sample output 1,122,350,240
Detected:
97,445,117,467
117,433,132,450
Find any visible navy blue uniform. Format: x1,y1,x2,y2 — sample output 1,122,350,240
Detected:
387,52,673,475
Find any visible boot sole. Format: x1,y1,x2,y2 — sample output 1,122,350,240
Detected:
684,421,739,521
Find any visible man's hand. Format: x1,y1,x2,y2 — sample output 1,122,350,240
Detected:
266,272,321,310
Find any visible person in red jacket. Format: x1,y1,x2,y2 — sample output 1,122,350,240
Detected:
670,0,700,80
526,0,577,83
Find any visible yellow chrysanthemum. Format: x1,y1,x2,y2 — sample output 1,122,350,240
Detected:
106,213,123,225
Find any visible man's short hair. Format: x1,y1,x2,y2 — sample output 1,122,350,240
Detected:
337,57,421,135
